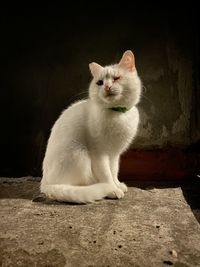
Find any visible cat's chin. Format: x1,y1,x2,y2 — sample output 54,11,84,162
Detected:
101,93,121,104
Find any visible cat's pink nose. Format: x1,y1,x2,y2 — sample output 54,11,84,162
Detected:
104,85,111,92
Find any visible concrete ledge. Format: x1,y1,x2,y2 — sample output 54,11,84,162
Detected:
0,177,200,267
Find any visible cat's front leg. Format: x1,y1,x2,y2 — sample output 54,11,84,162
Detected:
91,154,124,199
110,155,128,193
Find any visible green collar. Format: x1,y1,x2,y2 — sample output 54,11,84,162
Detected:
110,106,129,113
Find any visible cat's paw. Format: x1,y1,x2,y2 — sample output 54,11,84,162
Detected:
118,182,128,193
107,188,124,199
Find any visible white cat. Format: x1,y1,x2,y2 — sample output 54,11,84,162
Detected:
40,50,141,203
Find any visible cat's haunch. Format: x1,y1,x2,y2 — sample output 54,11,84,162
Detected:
40,50,141,203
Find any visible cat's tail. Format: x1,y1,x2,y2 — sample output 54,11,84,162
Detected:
40,183,115,203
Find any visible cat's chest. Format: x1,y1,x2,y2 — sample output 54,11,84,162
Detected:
89,108,139,151
102,114,134,142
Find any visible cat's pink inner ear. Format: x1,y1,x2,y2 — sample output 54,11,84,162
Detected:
119,50,135,71
89,62,103,77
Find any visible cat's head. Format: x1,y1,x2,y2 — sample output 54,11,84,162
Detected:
88,50,141,109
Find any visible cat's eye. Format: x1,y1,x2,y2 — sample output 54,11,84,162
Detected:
113,76,120,81
96,80,103,86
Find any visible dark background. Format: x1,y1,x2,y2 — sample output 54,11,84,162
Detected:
0,4,199,177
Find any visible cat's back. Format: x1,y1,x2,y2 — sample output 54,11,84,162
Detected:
54,100,88,127
48,99,89,144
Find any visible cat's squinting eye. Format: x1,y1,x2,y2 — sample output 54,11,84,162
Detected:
113,76,120,81
96,80,103,86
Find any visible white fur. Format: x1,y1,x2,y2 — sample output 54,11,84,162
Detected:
41,51,141,203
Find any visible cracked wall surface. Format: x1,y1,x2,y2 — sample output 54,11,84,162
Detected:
134,34,199,149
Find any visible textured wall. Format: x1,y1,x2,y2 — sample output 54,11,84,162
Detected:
0,6,199,176
135,19,200,149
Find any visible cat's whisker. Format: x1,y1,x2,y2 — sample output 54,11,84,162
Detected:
123,85,152,104
140,93,153,104
74,90,88,97
69,90,88,101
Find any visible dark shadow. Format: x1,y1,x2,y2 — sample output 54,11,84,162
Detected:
0,177,41,200
181,178,200,224
32,195,87,206
0,177,88,206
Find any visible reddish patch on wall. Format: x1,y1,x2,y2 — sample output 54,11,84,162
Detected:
120,149,200,181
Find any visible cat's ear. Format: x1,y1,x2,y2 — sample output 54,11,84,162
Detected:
119,50,135,71
89,62,103,77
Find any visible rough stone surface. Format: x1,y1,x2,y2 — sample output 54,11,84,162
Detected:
0,177,200,267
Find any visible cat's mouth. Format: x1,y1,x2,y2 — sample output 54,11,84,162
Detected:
104,91,118,97
102,91,121,103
